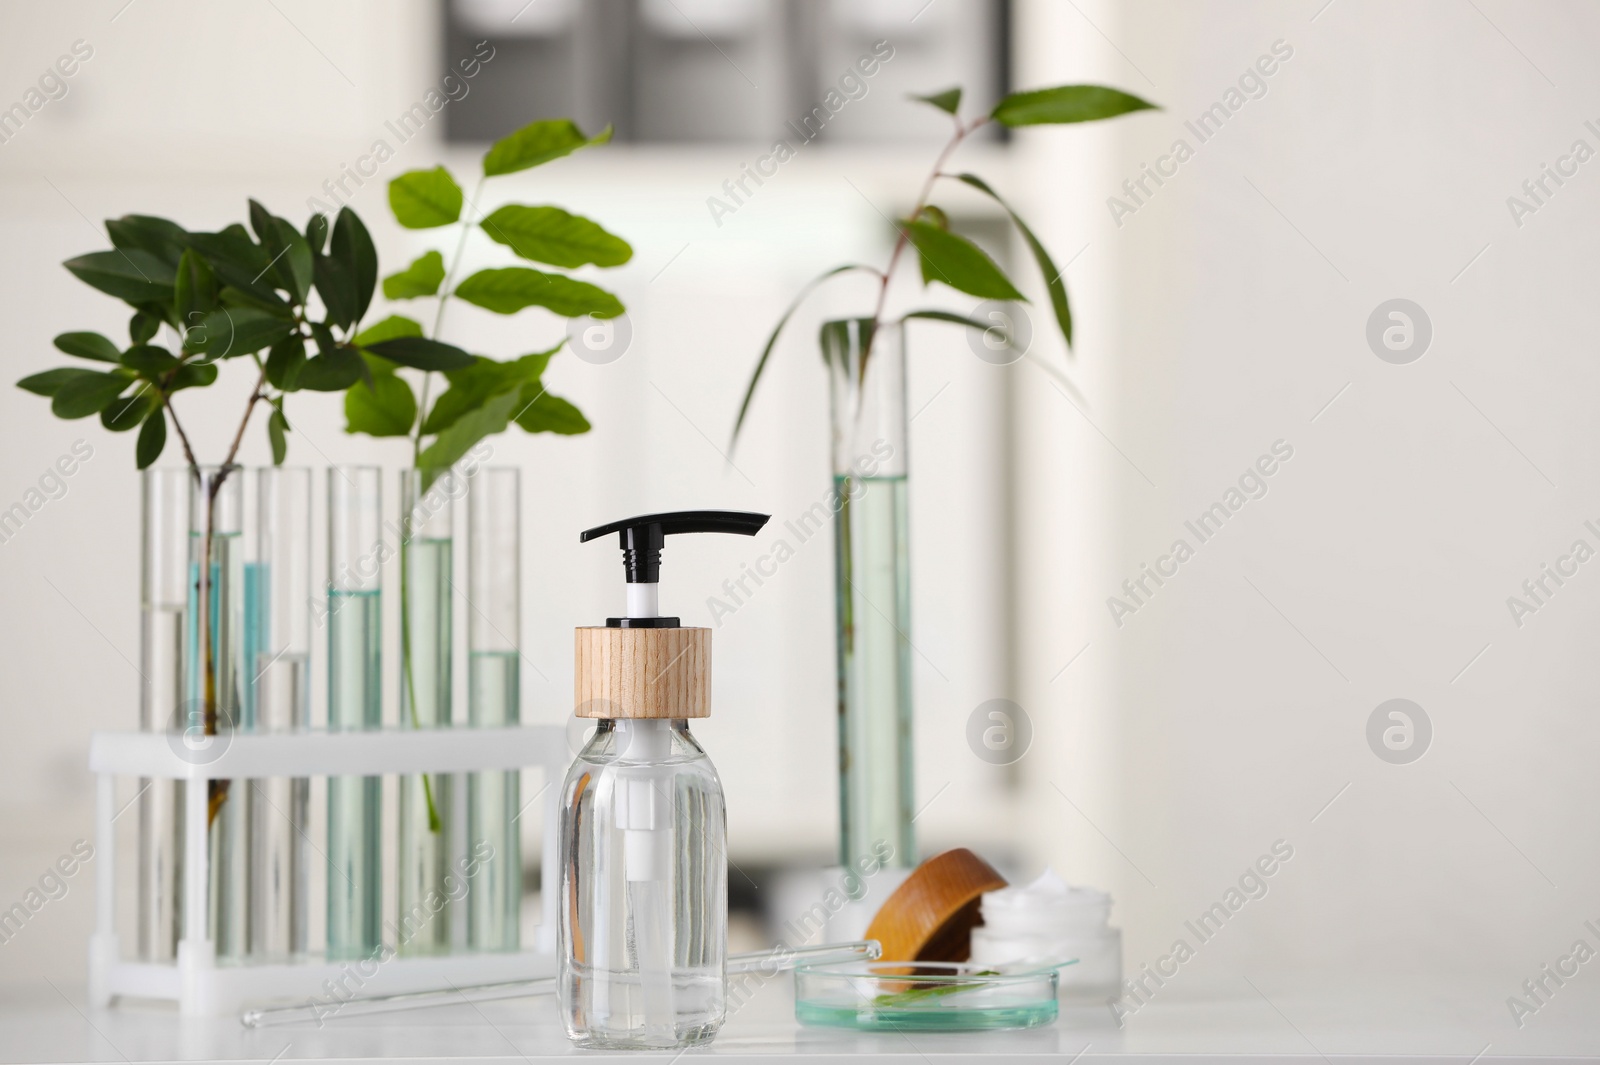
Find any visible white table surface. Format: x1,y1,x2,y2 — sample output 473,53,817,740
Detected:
3,974,1597,1064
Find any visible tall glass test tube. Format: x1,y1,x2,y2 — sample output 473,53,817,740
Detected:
467,468,520,951
139,468,188,962
189,466,250,958
251,467,312,958
397,469,456,955
825,319,915,879
327,467,382,960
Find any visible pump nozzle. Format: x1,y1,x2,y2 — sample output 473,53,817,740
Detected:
581,510,769,627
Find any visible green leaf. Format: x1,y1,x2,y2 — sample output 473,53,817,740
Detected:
188,307,295,358
268,407,288,465
901,220,1026,301
422,349,556,435
344,366,417,437
265,334,307,391
265,217,314,303
917,205,950,230
912,87,962,115
871,970,1003,1008
64,249,175,305
480,205,633,269
212,289,278,323
19,367,100,397
955,172,1071,345
216,283,293,319
296,346,365,392
52,369,132,419
389,167,463,229
136,407,167,468
363,335,475,371
129,310,160,344
314,322,374,388
120,344,179,374
483,120,611,178
101,387,156,432
514,387,589,435
168,362,217,392
332,208,378,324
418,387,521,483
54,331,122,364
455,267,623,318
306,213,329,255
353,315,424,347
991,84,1157,127
382,250,446,300
310,322,339,358
731,263,874,447
901,309,997,332
106,215,187,267
313,254,356,330
182,228,286,312
818,317,875,378
248,199,275,243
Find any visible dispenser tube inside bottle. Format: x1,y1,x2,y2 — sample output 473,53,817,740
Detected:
616,719,676,1039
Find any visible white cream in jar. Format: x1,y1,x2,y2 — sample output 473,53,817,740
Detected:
969,869,1122,1003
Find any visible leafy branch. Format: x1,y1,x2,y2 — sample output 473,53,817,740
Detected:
343,119,625,479
731,82,1157,446
18,199,383,824
340,118,631,832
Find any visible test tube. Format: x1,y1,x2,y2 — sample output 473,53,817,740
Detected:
467,467,521,951
190,465,248,959
138,468,189,962
326,467,382,959
397,469,456,956
251,467,312,958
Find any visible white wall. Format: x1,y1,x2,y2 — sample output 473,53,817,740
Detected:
1012,0,1600,1012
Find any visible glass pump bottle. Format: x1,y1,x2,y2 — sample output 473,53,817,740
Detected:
559,510,770,1051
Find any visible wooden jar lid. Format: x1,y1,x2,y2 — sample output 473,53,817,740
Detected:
863,848,1008,962
574,626,711,719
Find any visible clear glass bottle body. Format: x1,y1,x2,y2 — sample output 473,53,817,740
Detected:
559,719,727,1050
467,468,520,951
824,318,915,878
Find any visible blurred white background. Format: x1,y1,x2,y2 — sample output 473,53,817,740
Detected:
2,0,1598,1050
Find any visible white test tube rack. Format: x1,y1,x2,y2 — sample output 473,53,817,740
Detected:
87,725,568,1017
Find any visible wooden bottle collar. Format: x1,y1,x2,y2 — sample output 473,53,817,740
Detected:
574,625,711,719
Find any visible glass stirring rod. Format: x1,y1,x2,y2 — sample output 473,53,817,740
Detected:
240,939,881,1028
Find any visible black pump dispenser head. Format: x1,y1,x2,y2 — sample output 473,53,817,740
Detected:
581,510,769,628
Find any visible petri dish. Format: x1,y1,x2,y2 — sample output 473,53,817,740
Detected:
794,960,1065,1031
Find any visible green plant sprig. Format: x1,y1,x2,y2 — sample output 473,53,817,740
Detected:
342,118,630,480
16,197,393,824
18,202,393,471
731,82,1159,445
340,118,633,833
